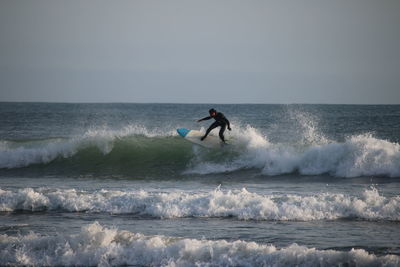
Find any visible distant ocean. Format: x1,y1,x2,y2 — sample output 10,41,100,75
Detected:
1,103,399,266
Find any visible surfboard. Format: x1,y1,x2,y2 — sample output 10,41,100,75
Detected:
177,128,223,149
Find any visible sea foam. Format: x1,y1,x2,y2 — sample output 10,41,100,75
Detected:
1,187,399,221
188,125,400,178
0,222,398,266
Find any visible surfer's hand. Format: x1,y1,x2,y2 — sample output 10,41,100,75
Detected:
228,127,232,131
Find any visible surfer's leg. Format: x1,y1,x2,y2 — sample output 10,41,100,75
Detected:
201,122,219,140
219,124,226,142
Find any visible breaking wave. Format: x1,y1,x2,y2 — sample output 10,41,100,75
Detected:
1,187,399,221
0,222,398,266
0,124,399,178
188,128,400,178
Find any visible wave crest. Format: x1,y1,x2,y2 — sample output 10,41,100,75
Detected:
0,124,179,169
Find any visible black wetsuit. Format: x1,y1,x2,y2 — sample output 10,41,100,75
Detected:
199,112,230,142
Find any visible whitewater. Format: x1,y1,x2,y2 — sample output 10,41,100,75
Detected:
1,187,399,221
1,103,399,266
1,222,399,266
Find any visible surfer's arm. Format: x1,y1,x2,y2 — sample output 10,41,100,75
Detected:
224,118,231,130
197,116,212,122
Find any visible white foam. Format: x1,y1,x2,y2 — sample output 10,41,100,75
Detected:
188,130,400,177
1,187,399,221
0,222,398,266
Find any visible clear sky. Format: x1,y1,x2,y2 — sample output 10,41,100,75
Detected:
1,0,399,104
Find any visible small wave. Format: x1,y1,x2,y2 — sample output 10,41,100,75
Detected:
1,187,399,221
0,222,398,266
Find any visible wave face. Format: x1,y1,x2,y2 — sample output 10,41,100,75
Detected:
1,123,399,178
0,125,189,176
1,187,399,221
0,222,398,266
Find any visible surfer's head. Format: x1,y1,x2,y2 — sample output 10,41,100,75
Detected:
209,108,217,117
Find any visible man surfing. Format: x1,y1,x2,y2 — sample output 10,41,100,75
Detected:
197,108,231,143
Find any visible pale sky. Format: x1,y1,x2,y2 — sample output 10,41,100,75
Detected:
0,0,399,104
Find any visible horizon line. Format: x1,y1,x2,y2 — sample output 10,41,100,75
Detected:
1,101,399,106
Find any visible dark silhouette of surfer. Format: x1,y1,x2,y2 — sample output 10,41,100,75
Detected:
197,108,231,143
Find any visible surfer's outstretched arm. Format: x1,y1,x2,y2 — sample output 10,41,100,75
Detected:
197,116,212,122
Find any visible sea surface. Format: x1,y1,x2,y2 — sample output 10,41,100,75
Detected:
0,103,400,266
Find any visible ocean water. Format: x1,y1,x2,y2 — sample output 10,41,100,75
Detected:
0,102,400,266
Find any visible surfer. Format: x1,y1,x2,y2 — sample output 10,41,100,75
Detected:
197,108,231,143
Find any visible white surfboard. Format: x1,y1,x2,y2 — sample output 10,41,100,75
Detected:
177,128,223,149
